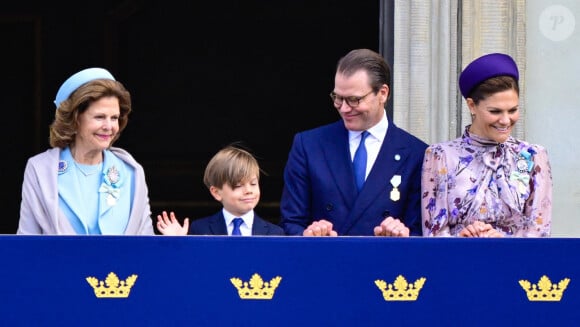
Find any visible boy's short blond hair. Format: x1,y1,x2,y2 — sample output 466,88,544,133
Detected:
203,145,261,189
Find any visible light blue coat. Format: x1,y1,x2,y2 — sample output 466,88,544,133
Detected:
17,147,154,235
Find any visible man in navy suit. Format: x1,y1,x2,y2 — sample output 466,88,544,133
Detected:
280,49,427,237
157,145,285,236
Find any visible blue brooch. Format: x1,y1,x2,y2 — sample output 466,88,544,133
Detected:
511,148,535,195
58,160,68,174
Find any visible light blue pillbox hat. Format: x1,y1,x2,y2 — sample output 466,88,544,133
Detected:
54,67,116,108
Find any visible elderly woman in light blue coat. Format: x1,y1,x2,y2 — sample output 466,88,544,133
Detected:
17,68,154,235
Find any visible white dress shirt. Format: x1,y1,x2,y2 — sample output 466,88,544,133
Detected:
348,110,389,179
223,208,254,236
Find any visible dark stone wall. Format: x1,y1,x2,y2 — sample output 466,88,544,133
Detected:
1,0,379,233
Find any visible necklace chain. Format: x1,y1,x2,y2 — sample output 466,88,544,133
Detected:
73,161,102,176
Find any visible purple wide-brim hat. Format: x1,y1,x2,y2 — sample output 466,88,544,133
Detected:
54,67,115,108
458,53,519,99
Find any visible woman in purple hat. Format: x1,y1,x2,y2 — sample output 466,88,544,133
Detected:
17,68,154,235
421,53,552,237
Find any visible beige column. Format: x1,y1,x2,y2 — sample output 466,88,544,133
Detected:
393,0,526,144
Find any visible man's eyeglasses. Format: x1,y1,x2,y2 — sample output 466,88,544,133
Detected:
330,90,374,108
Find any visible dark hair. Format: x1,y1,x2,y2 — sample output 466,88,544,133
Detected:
469,76,519,104
49,79,132,148
336,49,391,97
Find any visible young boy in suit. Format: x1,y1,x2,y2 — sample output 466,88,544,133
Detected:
157,145,285,236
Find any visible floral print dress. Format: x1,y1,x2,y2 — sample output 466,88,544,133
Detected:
421,126,552,237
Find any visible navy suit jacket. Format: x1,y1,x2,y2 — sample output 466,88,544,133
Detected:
280,120,427,236
188,211,285,236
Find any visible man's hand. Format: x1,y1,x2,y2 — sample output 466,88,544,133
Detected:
303,219,338,236
373,216,410,237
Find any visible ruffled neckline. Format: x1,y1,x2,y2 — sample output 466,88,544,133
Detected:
462,125,506,147
461,125,514,171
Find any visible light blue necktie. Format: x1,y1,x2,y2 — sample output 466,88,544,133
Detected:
232,218,243,236
353,131,369,192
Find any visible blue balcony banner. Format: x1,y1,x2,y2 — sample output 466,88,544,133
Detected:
0,236,577,326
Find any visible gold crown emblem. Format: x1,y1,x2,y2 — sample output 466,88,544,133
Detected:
86,272,138,298
230,273,282,300
375,275,426,301
519,275,570,302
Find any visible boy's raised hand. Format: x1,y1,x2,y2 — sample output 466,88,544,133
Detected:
157,211,189,236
